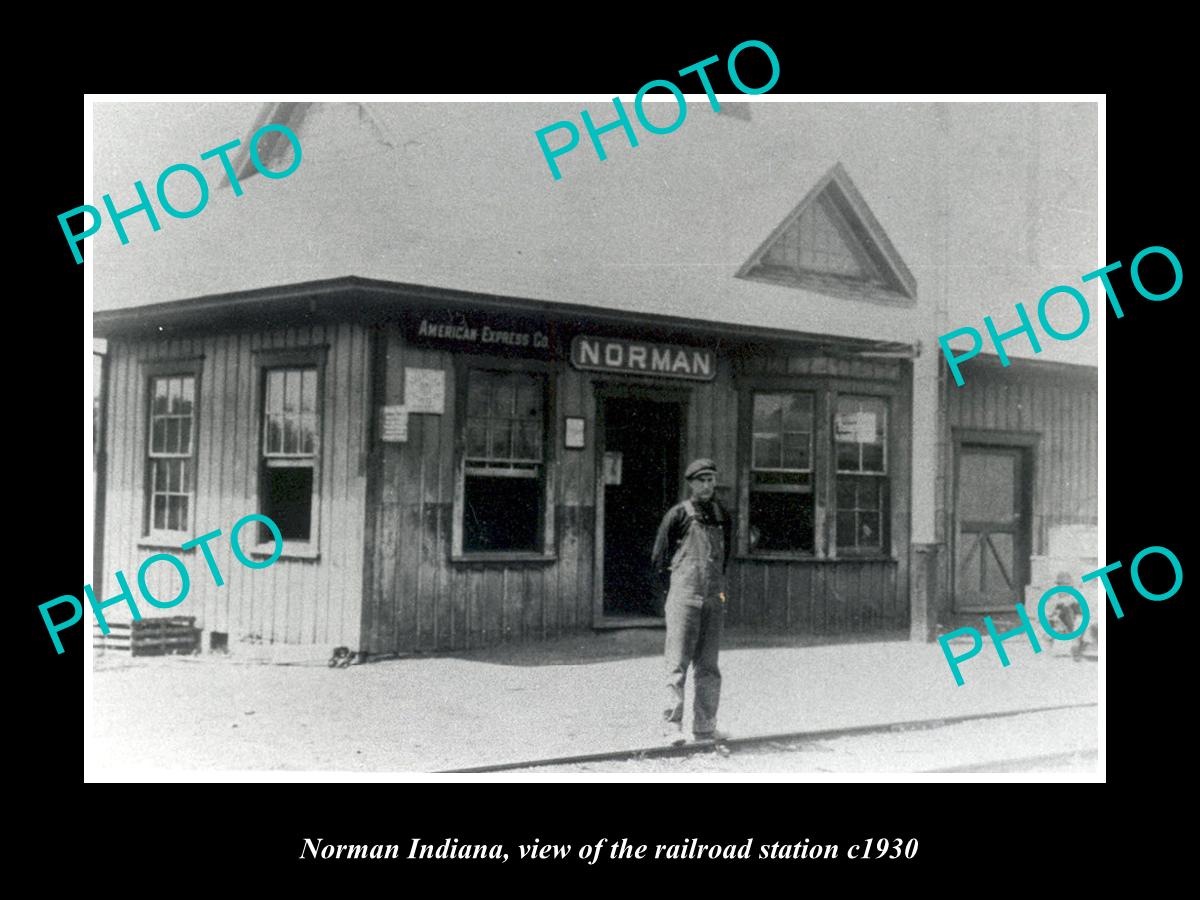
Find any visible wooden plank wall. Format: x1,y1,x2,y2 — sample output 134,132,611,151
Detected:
944,366,1098,556
728,560,903,632
726,353,908,632
101,323,370,649
365,337,910,655
364,324,600,654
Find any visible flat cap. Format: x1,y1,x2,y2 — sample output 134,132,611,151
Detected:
685,458,718,480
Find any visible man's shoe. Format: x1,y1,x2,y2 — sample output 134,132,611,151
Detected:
692,728,731,743
660,721,686,746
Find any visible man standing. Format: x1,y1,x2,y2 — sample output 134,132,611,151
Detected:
651,458,733,744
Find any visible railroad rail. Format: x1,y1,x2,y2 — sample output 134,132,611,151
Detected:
441,701,1098,773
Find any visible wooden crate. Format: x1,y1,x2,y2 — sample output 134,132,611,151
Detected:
93,617,200,657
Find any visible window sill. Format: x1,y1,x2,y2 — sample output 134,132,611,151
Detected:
737,550,817,561
251,542,320,561
138,535,195,552
738,267,917,308
450,551,557,565
736,552,897,563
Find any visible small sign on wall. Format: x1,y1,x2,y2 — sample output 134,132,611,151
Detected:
405,368,445,414
406,312,556,360
380,405,409,442
835,411,878,444
565,417,585,449
604,451,623,486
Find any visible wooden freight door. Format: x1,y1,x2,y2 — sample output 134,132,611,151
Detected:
953,445,1030,613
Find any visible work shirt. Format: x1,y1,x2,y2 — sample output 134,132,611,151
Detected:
651,498,732,608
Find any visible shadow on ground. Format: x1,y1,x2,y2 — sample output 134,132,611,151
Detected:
437,627,909,667
91,628,910,671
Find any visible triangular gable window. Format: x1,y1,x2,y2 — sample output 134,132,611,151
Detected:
738,163,917,305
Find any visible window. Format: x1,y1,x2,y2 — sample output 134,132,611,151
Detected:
835,395,888,552
761,193,883,282
459,369,549,555
260,366,320,543
739,379,896,559
748,391,814,552
146,374,197,536
736,165,918,306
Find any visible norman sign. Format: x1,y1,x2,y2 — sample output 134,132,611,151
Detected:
570,336,715,381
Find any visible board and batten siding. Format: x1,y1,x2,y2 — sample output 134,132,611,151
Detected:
363,327,599,653
100,323,371,649
363,325,912,655
728,353,911,634
942,363,1098,557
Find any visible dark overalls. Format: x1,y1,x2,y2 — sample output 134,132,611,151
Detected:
662,499,727,735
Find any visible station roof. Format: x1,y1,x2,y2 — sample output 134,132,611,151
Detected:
91,100,1098,366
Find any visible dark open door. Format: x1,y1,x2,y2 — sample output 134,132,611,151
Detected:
953,444,1031,613
601,397,682,619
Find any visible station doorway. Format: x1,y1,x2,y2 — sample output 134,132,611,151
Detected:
595,391,686,625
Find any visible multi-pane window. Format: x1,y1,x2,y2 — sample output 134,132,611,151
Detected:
741,177,916,305
147,375,196,534
748,391,814,552
262,367,319,541
835,395,888,551
462,370,546,552
741,383,895,559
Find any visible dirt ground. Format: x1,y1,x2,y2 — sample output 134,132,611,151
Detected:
89,628,1097,775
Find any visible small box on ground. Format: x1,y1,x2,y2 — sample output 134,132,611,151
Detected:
93,617,201,657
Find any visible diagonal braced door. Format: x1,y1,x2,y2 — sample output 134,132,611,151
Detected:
954,445,1030,613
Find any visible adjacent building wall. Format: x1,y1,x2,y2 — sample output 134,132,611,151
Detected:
932,360,1098,622
100,322,371,651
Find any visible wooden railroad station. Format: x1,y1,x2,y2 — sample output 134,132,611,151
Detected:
91,101,1098,657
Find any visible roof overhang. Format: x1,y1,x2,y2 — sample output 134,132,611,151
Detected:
959,352,1098,381
93,276,919,359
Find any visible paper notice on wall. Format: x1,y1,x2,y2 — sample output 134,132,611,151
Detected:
835,411,878,444
405,368,445,414
565,417,585,449
380,405,408,442
604,451,623,486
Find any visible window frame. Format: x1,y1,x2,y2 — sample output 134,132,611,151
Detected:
140,358,203,548
252,346,328,560
736,374,899,561
451,356,558,563
833,393,891,557
745,389,818,556
760,192,886,286
735,169,918,308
